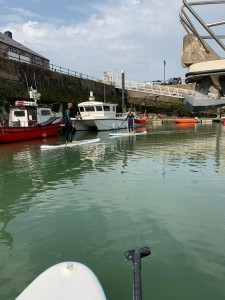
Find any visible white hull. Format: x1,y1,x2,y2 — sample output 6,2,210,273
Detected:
94,117,127,130
73,117,127,131
72,119,97,131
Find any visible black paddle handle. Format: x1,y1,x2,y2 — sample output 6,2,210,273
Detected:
124,247,151,300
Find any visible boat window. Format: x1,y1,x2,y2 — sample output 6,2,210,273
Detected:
103,106,110,111
79,107,84,112
28,110,37,120
85,106,95,112
113,106,115,112
41,110,51,116
14,111,25,117
96,106,103,111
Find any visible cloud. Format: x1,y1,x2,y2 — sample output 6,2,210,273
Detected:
0,0,187,81
66,4,91,16
7,7,41,18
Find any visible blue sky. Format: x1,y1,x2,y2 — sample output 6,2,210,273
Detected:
0,0,224,82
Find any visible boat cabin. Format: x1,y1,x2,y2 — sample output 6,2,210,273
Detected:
9,101,55,127
78,101,118,119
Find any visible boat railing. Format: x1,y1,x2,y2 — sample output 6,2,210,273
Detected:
9,120,38,127
10,120,25,127
116,113,125,117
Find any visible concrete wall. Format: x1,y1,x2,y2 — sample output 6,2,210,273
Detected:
0,57,121,110
0,56,198,116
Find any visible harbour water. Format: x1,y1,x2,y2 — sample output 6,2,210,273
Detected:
1,122,225,300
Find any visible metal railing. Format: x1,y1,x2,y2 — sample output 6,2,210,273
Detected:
1,45,198,100
49,63,101,81
0,47,102,82
113,80,196,99
180,0,225,54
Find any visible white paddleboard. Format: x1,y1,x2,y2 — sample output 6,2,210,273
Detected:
41,138,100,149
109,130,147,137
16,262,107,300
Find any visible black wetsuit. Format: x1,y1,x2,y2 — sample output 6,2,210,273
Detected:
126,112,134,132
64,108,73,142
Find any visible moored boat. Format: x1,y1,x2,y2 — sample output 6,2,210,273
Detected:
134,116,147,125
220,117,225,125
72,92,127,131
0,87,62,143
174,118,201,124
134,111,147,125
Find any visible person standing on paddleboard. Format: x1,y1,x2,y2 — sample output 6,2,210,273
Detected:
64,103,75,143
126,109,134,132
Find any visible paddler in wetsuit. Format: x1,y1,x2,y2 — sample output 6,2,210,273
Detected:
64,102,75,143
126,109,134,132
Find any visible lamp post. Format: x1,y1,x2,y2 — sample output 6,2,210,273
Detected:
163,60,166,83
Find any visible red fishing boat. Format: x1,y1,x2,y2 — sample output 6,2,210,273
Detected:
0,87,62,143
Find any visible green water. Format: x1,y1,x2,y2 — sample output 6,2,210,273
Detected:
1,123,225,300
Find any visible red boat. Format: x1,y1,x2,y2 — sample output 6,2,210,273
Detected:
221,117,225,125
134,116,147,125
174,118,201,124
0,87,62,143
134,111,147,125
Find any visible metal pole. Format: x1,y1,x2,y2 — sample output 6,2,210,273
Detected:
103,83,105,103
121,70,125,112
163,60,166,83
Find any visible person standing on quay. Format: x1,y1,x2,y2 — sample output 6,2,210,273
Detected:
64,102,75,143
126,109,134,132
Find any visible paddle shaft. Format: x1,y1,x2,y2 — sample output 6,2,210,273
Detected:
118,119,127,129
124,247,151,300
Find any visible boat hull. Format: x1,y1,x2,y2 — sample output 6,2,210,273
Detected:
174,119,199,124
73,118,127,131
0,122,61,143
134,117,147,125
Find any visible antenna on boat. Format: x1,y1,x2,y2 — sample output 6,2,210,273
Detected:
89,91,95,101
28,87,41,104
24,73,41,104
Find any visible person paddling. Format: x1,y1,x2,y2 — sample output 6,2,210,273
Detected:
126,109,134,132
64,102,75,144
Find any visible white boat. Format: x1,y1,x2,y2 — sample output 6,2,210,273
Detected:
72,92,127,131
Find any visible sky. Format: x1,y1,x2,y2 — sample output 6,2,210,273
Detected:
0,0,225,83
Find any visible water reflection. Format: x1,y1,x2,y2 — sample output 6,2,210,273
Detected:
1,123,225,299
